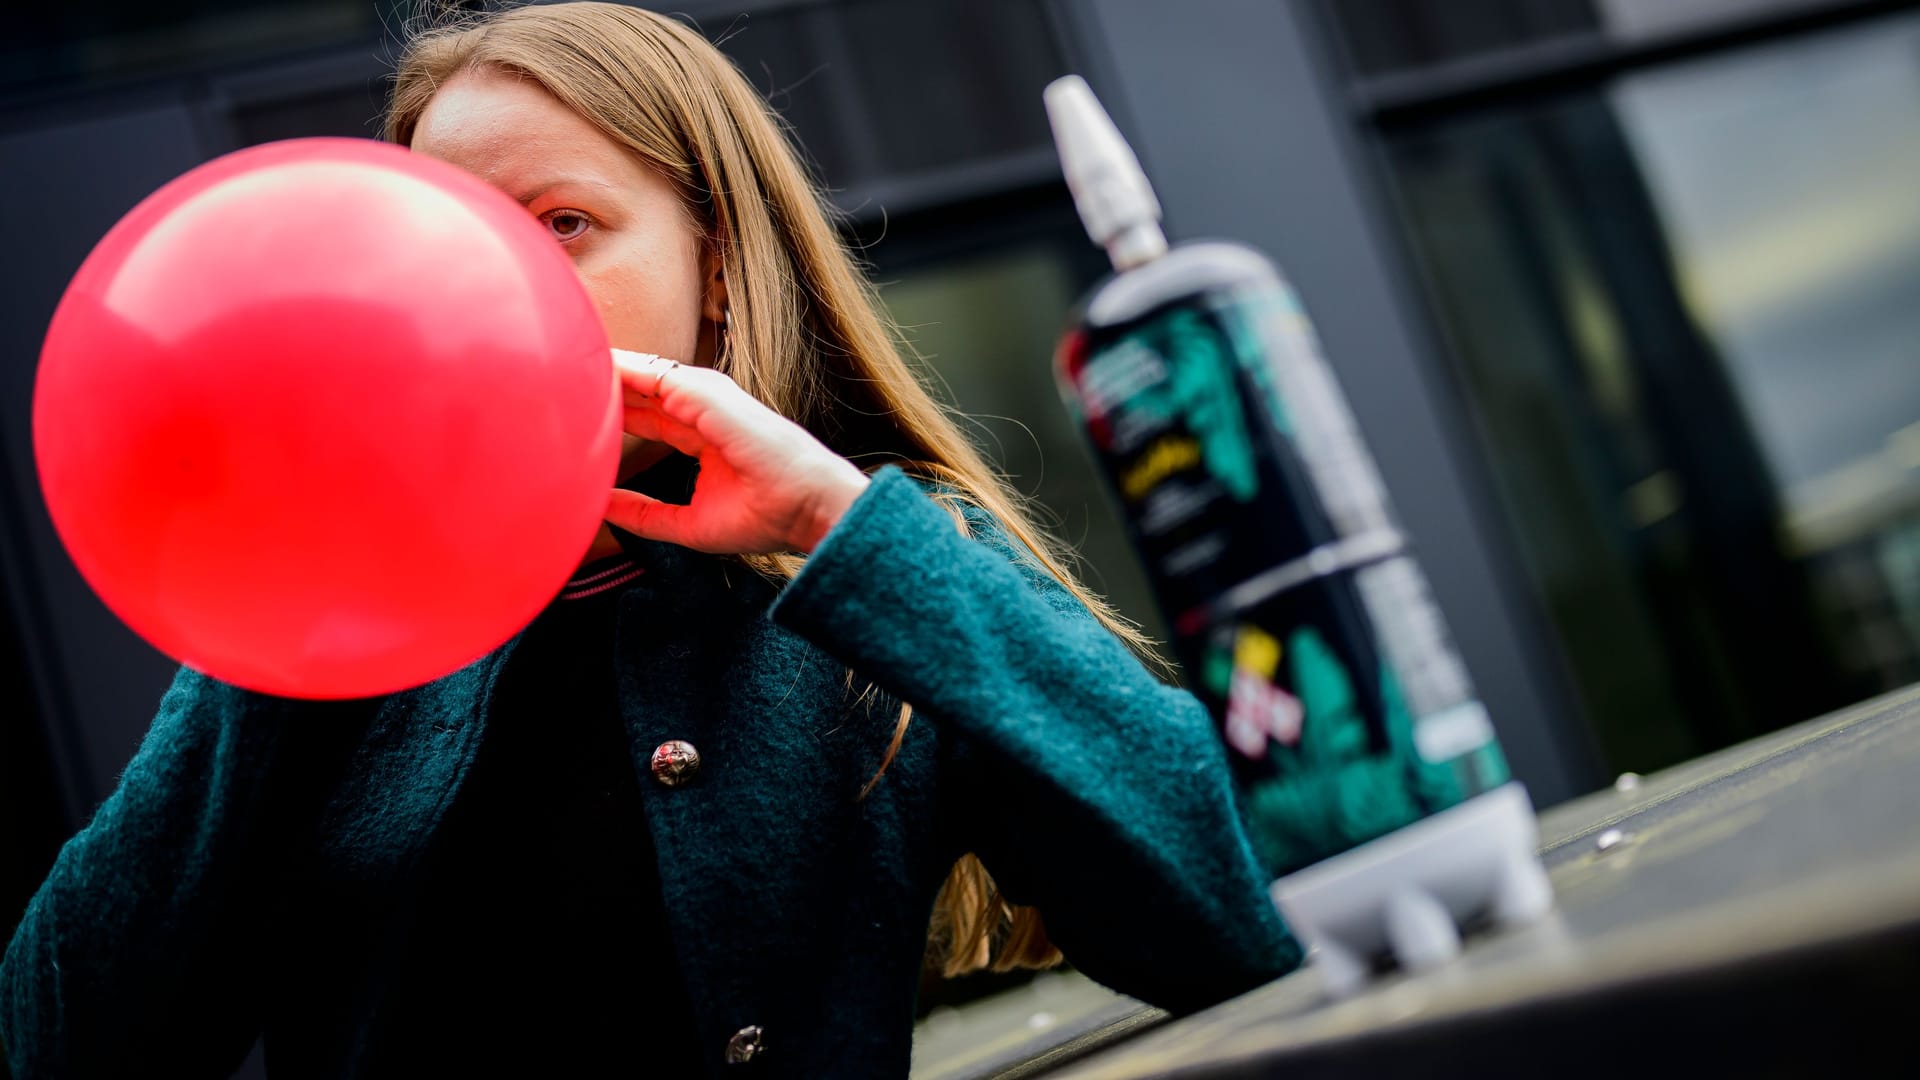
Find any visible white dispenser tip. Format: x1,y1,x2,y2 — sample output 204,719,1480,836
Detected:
1044,75,1167,269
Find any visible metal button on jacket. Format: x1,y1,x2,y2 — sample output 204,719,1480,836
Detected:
650,740,701,787
725,1025,764,1064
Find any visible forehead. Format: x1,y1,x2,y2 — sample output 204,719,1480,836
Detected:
409,68,637,197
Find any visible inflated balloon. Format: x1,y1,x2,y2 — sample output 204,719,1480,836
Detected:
34,137,619,699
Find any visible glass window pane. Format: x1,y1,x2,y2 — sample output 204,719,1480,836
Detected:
1318,0,1863,82
1319,0,1602,78
837,0,1063,175
1377,11,1920,770
5,1,380,94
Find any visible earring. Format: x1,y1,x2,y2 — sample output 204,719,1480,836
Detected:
718,306,734,370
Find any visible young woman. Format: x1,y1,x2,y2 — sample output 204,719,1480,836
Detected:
1,4,1299,1075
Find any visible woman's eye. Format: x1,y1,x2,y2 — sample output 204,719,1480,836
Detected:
542,210,591,242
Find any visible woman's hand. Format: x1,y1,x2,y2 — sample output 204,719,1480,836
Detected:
605,349,870,555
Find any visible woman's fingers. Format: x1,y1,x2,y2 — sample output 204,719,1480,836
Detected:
612,349,718,457
605,487,696,547
612,348,678,399
612,348,762,442
614,348,721,408
603,348,869,555
621,400,710,457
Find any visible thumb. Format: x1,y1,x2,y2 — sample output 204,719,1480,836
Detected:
606,488,695,547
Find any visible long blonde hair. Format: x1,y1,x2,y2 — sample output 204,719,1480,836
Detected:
386,1,1166,977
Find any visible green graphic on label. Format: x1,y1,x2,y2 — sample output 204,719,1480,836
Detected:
1102,308,1261,501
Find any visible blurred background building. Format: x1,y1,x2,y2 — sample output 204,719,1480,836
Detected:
5,0,1920,1049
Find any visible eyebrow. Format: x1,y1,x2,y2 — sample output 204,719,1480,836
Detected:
507,176,620,205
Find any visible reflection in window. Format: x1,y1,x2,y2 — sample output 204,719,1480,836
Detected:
1378,12,1920,770
1614,17,1920,691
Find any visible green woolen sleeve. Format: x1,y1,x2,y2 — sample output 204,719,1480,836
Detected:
1,667,341,1076
769,467,1302,1015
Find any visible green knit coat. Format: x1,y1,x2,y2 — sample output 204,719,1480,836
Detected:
1,464,1301,1078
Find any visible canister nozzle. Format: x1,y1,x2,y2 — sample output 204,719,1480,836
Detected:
1044,75,1169,270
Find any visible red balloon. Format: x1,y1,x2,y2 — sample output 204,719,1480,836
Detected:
34,137,619,699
